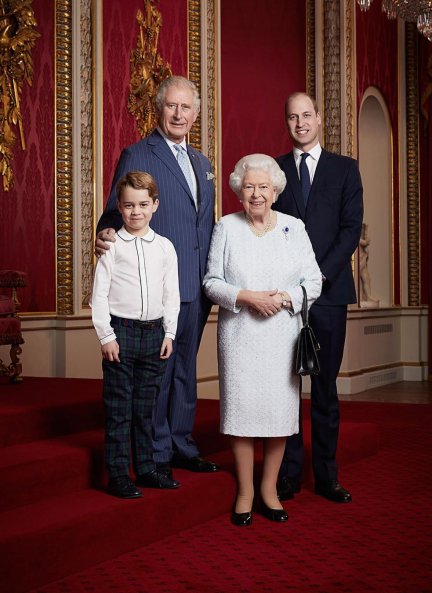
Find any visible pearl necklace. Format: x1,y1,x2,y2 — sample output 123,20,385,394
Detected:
245,212,273,237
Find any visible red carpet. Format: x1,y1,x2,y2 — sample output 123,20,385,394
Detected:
1,378,430,593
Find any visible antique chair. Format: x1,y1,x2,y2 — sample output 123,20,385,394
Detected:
0,270,26,383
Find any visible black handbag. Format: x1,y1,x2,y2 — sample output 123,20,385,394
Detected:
295,285,320,376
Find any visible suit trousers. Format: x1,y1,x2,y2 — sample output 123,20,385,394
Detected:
281,303,347,482
103,318,166,478
152,292,211,462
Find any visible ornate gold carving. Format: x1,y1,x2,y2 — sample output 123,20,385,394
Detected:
0,0,40,190
345,0,355,157
205,0,217,168
405,22,420,306
204,0,217,211
323,0,341,154
345,1,356,276
306,0,316,99
80,0,94,307
188,0,201,152
128,0,172,138
55,0,73,315
189,0,217,215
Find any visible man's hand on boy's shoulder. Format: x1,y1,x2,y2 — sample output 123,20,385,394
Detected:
160,337,173,360
95,228,116,258
101,340,120,363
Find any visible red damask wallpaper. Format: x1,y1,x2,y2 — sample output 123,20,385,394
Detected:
103,0,187,200
220,0,307,215
0,1,55,313
356,2,400,304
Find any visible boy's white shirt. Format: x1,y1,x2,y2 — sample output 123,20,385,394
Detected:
91,226,180,345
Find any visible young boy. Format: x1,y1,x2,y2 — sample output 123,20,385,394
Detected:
91,171,180,498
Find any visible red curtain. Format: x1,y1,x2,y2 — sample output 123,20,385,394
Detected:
220,0,307,215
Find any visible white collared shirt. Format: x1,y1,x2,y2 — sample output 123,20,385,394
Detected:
157,127,198,207
293,142,322,184
91,226,180,345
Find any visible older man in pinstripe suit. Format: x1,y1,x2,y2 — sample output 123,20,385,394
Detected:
96,76,218,483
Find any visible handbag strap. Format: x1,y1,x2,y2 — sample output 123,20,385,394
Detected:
300,285,308,327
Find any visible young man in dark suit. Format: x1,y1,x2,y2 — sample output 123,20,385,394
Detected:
274,92,363,503
95,76,218,483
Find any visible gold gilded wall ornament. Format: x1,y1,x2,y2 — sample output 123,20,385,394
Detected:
128,0,172,138
0,0,40,191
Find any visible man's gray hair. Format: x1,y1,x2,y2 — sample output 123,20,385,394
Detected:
229,154,287,198
155,76,200,113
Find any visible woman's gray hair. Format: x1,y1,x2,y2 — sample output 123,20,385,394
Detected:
229,154,287,198
155,76,200,114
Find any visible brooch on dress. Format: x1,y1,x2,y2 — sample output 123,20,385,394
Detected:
282,226,289,240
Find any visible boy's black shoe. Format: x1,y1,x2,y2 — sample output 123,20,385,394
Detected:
136,469,180,489
107,476,143,499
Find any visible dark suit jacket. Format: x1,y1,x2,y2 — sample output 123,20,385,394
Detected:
97,130,215,302
275,149,363,306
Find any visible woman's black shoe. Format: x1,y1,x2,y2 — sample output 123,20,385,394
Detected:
260,503,288,522
231,510,252,526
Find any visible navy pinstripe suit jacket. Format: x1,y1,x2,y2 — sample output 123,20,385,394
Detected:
97,130,215,302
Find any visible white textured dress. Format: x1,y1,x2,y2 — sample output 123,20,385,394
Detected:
203,212,322,437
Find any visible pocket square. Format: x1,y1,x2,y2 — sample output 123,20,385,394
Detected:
206,172,215,180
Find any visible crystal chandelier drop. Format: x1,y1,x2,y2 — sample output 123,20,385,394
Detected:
357,0,432,41
358,0,373,10
381,0,397,19
417,9,432,40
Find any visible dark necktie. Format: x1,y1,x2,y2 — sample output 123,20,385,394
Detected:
300,152,311,206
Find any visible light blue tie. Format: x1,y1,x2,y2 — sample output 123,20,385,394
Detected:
300,152,311,206
174,144,195,198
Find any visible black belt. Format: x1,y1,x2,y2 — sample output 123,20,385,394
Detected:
110,315,162,330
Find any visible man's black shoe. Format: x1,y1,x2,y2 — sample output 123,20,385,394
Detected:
277,476,301,501
107,476,142,499
171,455,219,473
136,469,180,489
315,480,352,503
156,462,173,479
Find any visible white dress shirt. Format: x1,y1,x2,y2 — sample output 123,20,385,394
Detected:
293,142,322,184
91,226,180,345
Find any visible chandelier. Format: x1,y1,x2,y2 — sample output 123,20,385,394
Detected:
357,0,432,41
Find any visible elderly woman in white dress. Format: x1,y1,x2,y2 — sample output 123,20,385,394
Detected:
203,154,322,526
